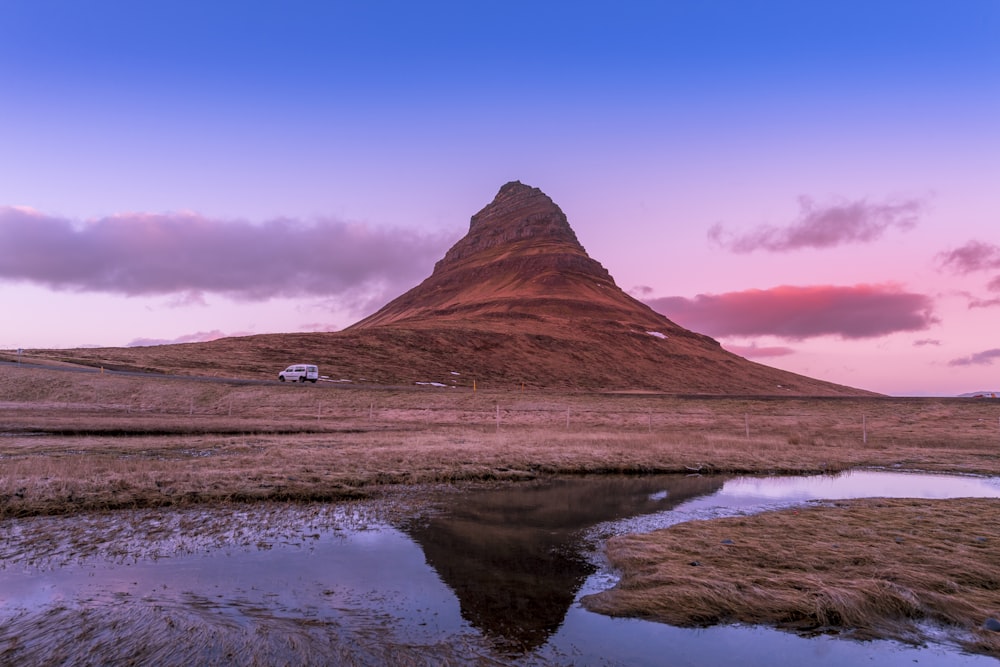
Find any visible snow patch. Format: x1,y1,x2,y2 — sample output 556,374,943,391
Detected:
415,382,448,388
646,331,668,339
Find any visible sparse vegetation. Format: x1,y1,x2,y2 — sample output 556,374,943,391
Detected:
583,498,1000,657
3,362,1000,655
3,364,999,517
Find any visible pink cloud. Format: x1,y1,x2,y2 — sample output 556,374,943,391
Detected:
948,348,1000,367
708,196,922,253
937,240,1000,274
969,297,1000,309
0,206,450,301
723,343,796,358
127,329,243,347
629,285,655,297
913,339,942,347
646,284,937,340
165,291,209,308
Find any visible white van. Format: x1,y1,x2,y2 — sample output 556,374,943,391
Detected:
278,364,319,383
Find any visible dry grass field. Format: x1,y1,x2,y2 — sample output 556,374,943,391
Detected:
3,362,1000,655
583,498,1000,656
3,363,999,517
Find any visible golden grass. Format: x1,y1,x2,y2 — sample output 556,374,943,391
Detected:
2,364,1000,517
583,498,1000,656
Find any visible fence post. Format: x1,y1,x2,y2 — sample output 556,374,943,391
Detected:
745,414,750,439
496,404,500,431
863,414,867,444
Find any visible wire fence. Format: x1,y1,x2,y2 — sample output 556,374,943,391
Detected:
5,391,999,443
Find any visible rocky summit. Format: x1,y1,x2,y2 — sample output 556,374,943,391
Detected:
351,181,636,330
38,182,874,394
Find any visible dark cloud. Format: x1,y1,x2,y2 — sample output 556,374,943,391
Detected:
937,240,1000,274
723,343,796,358
646,284,937,340
708,196,922,253
0,207,450,300
948,348,1000,367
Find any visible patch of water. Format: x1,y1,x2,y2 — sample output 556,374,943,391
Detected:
1,471,998,665
598,469,1000,537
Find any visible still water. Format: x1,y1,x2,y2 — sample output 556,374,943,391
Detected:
2,471,998,665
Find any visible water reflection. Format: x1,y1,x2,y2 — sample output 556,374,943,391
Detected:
674,469,1000,516
402,476,725,651
722,469,1000,500
2,471,999,665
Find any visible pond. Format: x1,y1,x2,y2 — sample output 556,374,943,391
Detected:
2,471,999,665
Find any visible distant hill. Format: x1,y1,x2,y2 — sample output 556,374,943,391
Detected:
25,182,876,395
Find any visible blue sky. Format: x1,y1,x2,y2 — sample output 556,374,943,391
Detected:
1,1,998,395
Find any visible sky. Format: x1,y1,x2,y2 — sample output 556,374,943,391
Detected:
1,1,997,396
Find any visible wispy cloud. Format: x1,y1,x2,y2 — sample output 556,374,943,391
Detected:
937,240,1000,274
723,342,796,358
629,285,655,297
0,207,450,301
708,196,922,253
913,338,941,347
646,284,937,340
948,348,1000,367
969,297,1000,309
127,329,245,347
938,241,1000,307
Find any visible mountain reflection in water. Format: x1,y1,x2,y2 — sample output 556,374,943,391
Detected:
401,475,725,651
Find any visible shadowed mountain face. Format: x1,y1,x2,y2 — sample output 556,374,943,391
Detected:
30,181,875,394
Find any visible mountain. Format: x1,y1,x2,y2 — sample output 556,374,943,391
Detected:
351,180,630,331
336,180,868,395
25,181,874,395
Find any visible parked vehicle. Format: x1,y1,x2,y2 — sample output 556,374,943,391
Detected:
278,364,319,383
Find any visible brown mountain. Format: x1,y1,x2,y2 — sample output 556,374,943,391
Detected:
335,180,867,395
28,181,873,395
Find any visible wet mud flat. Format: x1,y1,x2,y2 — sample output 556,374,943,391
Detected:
2,472,1000,666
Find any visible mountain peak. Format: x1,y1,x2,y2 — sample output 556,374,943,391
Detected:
350,181,624,330
442,181,583,266
469,181,559,230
